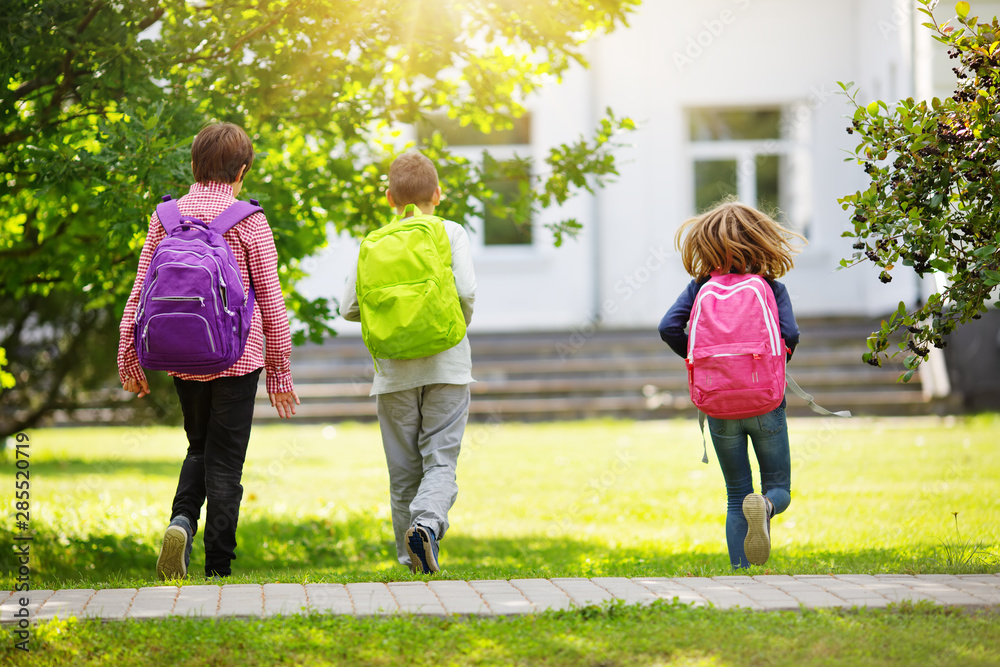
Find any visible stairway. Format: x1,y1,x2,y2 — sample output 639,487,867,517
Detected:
254,318,936,423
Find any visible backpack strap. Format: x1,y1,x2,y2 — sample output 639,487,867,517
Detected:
155,195,183,234
213,199,264,303
698,411,709,465
695,375,851,465
212,199,264,234
785,373,853,418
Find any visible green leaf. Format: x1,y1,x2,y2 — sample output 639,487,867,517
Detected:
867,101,881,116
973,245,997,257
0,0,641,432
956,2,971,19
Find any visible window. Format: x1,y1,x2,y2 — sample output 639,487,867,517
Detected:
481,154,532,245
416,114,531,147
418,113,533,247
688,107,806,234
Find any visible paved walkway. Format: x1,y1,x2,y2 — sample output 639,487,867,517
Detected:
2,574,999,622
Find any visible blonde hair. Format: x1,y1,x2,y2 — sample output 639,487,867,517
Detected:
675,201,805,280
388,151,439,206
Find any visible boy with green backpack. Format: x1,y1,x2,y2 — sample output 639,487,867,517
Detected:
340,151,476,574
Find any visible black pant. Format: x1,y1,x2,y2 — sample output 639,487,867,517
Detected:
171,369,261,576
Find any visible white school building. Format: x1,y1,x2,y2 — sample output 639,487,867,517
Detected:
300,0,989,340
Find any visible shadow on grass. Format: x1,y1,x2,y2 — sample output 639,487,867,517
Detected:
3,512,997,589
22,458,180,479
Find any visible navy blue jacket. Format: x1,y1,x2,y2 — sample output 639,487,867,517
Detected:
658,276,800,360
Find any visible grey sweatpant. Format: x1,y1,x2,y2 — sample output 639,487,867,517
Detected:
375,383,470,566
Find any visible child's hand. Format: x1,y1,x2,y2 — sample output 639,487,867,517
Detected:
123,377,150,398
269,390,300,419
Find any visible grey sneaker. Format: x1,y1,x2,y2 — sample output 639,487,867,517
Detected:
405,524,440,574
743,494,772,566
156,516,193,580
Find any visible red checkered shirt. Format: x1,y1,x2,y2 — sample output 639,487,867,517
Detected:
117,182,295,394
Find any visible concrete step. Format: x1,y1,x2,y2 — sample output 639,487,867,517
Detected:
254,318,931,423
263,367,912,401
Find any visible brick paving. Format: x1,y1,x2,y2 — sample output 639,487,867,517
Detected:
1,574,997,623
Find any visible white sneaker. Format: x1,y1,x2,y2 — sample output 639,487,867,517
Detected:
156,520,192,580
743,493,772,566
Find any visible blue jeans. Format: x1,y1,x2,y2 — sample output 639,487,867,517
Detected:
708,407,791,569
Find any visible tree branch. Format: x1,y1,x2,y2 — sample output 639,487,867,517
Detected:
76,1,107,35
12,77,56,101
39,2,108,121
0,106,108,148
178,7,291,65
0,310,99,439
0,212,73,260
136,8,165,32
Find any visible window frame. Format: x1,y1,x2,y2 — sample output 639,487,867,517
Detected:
416,112,538,256
441,142,538,256
685,106,811,237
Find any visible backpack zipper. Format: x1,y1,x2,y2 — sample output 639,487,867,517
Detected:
142,313,217,353
143,261,221,317
151,296,205,306
688,280,780,358
154,248,236,312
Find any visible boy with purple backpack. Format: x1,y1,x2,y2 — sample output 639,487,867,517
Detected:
659,201,805,569
117,122,299,579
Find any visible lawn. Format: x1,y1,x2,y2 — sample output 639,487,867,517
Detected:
2,415,999,665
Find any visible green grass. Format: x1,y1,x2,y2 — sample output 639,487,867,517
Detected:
6,601,1000,666
3,415,998,589
2,416,999,665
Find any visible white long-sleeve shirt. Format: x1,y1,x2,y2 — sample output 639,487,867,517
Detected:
340,218,477,396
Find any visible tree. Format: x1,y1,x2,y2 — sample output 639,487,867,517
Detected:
838,0,1000,381
0,0,638,437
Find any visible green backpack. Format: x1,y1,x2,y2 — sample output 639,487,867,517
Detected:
356,205,467,361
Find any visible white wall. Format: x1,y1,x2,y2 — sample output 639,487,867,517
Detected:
303,0,958,335
589,0,920,327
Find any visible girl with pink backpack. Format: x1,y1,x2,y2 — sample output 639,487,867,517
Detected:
659,201,806,569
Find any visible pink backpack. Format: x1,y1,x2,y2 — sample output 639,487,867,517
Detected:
686,272,787,420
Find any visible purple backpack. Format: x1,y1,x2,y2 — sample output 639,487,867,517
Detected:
135,195,263,374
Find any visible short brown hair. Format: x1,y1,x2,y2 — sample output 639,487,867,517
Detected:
191,123,254,184
675,200,806,280
388,151,439,206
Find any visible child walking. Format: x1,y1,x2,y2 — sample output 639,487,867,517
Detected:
118,122,299,579
340,151,476,574
658,201,805,568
